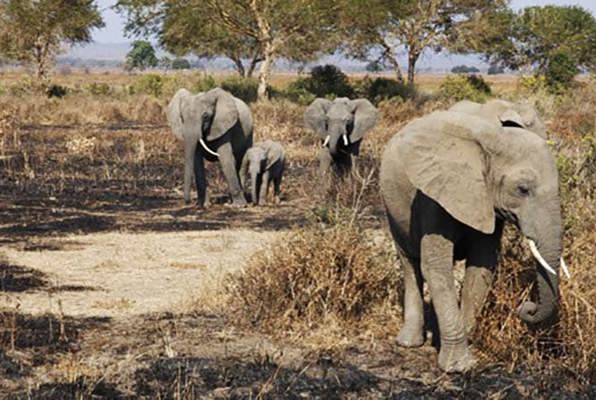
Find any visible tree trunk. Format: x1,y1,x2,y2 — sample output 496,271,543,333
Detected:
257,42,274,101
247,54,261,78
381,39,404,82
232,57,246,77
407,51,419,85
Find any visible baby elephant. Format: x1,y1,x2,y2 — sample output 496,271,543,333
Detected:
240,140,285,205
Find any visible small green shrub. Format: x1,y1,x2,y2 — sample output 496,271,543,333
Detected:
439,74,491,102
191,75,217,94
220,77,258,103
517,74,547,94
355,77,416,105
302,64,355,99
46,84,68,98
129,73,164,97
279,80,317,105
545,51,578,93
86,82,112,96
171,58,191,70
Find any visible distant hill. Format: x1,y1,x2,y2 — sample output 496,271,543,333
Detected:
62,41,490,73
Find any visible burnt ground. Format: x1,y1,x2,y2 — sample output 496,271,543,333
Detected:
0,124,593,399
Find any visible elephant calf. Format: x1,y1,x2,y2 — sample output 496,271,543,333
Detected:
240,140,285,205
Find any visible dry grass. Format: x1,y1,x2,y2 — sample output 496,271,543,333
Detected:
1,71,594,393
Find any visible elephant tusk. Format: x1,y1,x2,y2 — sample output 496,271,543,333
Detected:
322,135,330,147
200,138,219,157
342,134,349,146
527,239,557,276
560,257,571,279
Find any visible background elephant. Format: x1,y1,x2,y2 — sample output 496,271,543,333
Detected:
304,97,378,178
167,87,253,207
380,110,564,372
240,140,285,205
449,99,546,139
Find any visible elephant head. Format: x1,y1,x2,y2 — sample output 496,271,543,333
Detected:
399,111,564,325
304,97,378,157
449,99,547,139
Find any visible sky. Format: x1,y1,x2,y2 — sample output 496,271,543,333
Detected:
92,0,596,44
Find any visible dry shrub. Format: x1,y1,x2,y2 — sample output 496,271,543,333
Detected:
98,102,128,124
132,96,165,124
549,83,596,140
226,216,400,342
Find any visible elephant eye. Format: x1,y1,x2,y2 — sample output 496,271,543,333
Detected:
517,184,531,196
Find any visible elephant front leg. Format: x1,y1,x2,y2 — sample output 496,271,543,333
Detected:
183,138,198,204
193,151,209,208
421,234,475,372
461,221,502,336
218,143,247,207
397,253,425,347
259,170,270,205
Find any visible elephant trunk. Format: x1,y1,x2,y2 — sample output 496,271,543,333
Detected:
519,205,562,325
327,123,347,157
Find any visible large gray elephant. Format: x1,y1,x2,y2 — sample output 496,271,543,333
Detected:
304,98,378,178
380,110,566,372
449,99,546,139
167,88,253,207
239,140,286,205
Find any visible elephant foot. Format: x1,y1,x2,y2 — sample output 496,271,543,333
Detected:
228,197,248,208
396,326,424,347
437,343,477,373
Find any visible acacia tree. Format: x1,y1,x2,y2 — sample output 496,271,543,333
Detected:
460,5,596,74
0,0,104,80
117,0,338,99
343,0,506,84
125,40,158,70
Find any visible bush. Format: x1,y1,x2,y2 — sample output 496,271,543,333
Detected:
545,51,578,93
451,65,480,73
301,64,355,99
171,58,191,70
279,81,317,105
517,74,548,94
191,75,217,94
86,82,112,96
226,215,399,333
354,77,416,105
439,74,491,102
46,84,68,98
129,74,164,97
220,77,258,103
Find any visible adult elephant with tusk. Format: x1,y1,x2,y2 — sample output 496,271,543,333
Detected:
167,87,253,208
380,110,567,372
304,97,378,179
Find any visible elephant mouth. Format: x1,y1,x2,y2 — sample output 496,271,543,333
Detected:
495,208,520,227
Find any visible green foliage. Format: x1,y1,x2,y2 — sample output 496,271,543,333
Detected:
278,83,316,106
487,64,505,75
545,51,578,93
86,82,113,96
0,0,104,80
171,58,191,70
129,74,165,97
296,65,355,99
125,40,158,71
451,65,480,73
191,75,218,94
440,74,492,102
220,77,259,103
354,77,416,105
45,84,68,98
517,75,547,94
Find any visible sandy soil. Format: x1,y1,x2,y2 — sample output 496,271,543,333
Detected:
0,229,277,318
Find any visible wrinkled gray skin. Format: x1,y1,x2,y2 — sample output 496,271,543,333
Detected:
304,98,378,178
380,110,562,372
239,140,285,205
167,88,253,207
449,99,547,139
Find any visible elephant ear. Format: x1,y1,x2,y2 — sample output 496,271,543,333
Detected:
498,109,525,128
398,111,497,234
350,99,378,142
203,88,239,141
304,98,332,139
264,141,284,170
166,88,191,141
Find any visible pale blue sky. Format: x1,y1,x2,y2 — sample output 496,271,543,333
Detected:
92,0,596,43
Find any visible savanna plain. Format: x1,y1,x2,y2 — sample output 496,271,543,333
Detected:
0,71,594,399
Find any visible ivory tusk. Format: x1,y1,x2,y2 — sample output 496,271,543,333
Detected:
322,135,330,147
342,134,349,146
527,239,557,276
560,257,570,279
199,138,219,157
